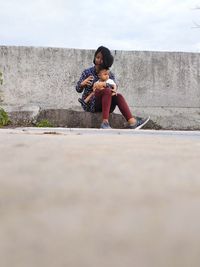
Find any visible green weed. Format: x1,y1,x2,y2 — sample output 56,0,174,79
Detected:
0,108,11,127
36,119,53,127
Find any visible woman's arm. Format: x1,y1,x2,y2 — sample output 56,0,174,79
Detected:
109,72,118,91
111,84,117,95
76,71,86,93
84,92,95,103
76,70,94,93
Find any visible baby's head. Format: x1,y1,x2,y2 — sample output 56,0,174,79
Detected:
98,68,110,81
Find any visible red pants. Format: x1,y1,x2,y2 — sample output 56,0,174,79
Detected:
94,88,133,121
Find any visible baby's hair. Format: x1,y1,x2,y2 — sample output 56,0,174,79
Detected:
93,46,114,69
98,66,110,72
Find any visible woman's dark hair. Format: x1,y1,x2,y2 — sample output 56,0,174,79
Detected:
93,46,114,69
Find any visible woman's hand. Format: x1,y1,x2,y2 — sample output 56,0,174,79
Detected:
81,75,94,88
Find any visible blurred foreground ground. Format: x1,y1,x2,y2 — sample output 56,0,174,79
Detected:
0,128,200,267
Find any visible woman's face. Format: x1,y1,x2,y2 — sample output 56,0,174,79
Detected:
95,52,103,66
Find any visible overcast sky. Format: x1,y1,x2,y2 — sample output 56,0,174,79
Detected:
0,0,200,52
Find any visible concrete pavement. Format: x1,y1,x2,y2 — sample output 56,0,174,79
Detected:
0,128,200,267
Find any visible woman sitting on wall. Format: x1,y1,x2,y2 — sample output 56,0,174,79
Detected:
76,46,149,129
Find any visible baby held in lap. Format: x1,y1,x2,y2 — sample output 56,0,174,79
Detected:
78,68,117,108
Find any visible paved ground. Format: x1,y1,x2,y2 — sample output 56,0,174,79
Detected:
1,128,200,267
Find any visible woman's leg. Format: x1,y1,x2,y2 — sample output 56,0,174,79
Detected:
94,91,149,128
111,94,151,128
94,88,112,121
110,94,136,123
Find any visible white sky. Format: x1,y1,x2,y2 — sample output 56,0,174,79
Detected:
0,0,200,52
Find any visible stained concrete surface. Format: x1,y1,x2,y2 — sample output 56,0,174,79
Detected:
1,46,200,130
0,128,200,267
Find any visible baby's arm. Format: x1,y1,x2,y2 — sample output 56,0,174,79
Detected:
84,92,95,103
93,81,106,91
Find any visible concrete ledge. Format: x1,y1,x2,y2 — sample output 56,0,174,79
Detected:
3,108,157,129
3,106,200,130
1,105,40,126
37,109,127,128
132,107,200,130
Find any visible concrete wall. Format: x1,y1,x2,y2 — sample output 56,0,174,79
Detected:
0,46,200,129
